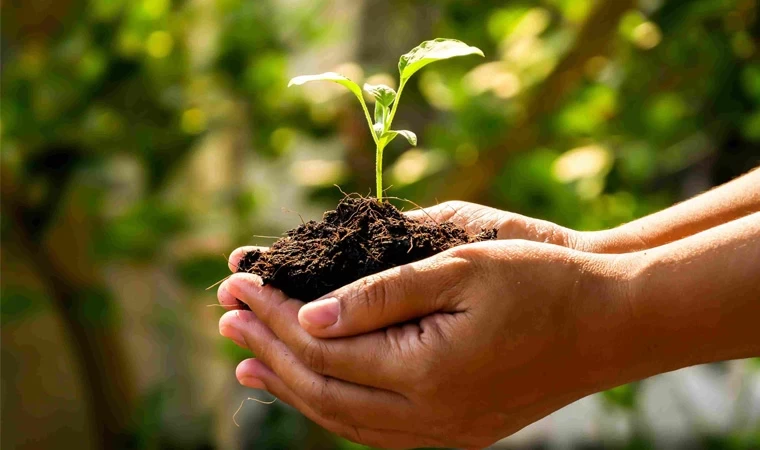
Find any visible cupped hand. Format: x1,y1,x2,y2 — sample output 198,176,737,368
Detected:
216,201,582,312
407,200,656,253
217,239,632,449
406,200,584,248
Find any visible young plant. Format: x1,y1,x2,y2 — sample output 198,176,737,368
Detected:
288,38,483,202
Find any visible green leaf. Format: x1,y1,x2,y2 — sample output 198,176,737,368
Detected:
398,38,484,82
288,72,377,144
384,129,417,146
288,72,363,99
363,83,396,107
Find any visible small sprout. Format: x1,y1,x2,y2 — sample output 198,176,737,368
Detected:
363,83,397,108
289,38,484,202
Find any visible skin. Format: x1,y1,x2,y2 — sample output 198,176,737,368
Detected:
217,169,760,449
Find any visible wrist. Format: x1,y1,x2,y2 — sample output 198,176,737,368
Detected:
590,231,760,391
576,228,650,254
624,233,760,370
568,251,658,392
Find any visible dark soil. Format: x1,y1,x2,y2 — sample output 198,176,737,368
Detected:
237,196,497,302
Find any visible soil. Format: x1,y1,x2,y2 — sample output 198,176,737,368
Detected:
237,196,497,302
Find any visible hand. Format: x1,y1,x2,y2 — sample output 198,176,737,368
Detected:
216,200,588,312
217,239,628,449
405,200,586,249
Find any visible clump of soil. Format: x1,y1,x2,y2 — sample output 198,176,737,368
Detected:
237,196,497,302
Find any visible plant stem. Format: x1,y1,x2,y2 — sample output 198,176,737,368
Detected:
375,79,405,202
386,80,406,131
376,140,386,202
360,99,379,146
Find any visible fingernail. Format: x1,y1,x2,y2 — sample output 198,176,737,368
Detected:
300,297,340,328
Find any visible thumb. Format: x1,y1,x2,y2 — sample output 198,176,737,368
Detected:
298,256,460,338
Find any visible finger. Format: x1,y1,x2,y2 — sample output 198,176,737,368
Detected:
297,252,469,338
236,359,443,449
217,275,255,311
406,202,572,245
235,358,267,390
405,201,508,235
221,277,421,388
219,309,414,430
228,246,268,273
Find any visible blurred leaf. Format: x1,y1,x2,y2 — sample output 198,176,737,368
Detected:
132,383,170,449
0,289,47,325
555,84,617,136
618,142,657,184
602,383,638,410
741,64,760,103
245,51,287,105
495,149,581,227
647,93,689,134
336,438,376,449
742,110,760,142
95,201,187,261
72,286,118,328
487,6,532,42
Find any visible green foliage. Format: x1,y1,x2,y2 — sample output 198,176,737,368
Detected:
335,439,376,450
602,383,639,410
0,289,47,326
71,287,119,328
177,256,235,291
132,383,171,449
94,201,188,261
288,38,483,202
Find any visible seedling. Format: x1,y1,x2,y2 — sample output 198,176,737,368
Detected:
289,38,484,202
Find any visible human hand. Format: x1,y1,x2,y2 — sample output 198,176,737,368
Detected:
218,239,631,448
386,200,658,254
405,200,586,249
217,201,585,312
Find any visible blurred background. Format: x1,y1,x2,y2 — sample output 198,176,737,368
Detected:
2,0,759,448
